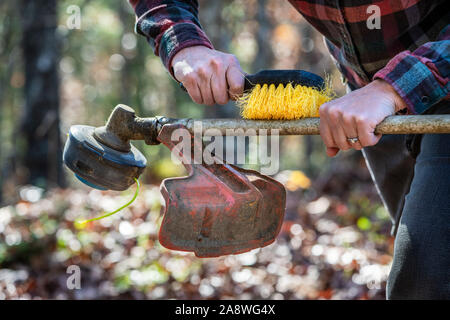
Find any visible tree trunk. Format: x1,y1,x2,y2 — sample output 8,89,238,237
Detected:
20,0,64,188
252,0,274,72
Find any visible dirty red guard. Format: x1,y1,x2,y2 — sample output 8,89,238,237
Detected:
157,124,286,258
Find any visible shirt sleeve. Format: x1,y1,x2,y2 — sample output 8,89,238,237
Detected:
373,24,450,114
128,0,214,77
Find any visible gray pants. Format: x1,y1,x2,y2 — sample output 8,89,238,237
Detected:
362,102,450,299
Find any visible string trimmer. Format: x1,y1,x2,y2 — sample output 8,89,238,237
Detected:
63,104,450,257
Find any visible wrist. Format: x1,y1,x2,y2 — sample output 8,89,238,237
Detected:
371,79,406,113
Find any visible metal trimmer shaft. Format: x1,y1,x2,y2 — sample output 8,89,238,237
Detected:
101,105,450,146
64,104,450,191
179,115,450,136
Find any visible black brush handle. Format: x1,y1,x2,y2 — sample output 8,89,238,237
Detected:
243,70,325,91
179,69,325,92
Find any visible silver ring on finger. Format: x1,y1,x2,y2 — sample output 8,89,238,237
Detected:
347,137,359,144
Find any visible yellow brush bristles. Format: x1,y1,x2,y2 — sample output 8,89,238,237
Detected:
238,81,334,120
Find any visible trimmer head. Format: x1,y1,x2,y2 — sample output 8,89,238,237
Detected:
63,125,146,191
157,124,286,257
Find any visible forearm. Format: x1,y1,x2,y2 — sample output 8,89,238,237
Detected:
128,0,213,75
374,25,450,114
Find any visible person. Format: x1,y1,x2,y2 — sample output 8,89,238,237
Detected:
128,0,450,299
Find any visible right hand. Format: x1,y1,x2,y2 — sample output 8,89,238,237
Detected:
171,46,245,106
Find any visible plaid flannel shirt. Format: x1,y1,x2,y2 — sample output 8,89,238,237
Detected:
128,0,450,114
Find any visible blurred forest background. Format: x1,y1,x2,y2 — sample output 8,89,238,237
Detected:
0,0,394,300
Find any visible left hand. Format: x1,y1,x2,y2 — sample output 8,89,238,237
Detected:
319,79,406,157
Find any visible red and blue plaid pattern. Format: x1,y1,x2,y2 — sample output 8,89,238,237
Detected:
128,0,213,73
128,0,449,114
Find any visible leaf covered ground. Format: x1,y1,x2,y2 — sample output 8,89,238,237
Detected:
0,157,394,300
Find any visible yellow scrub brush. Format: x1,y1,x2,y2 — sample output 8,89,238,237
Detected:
238,70,334,120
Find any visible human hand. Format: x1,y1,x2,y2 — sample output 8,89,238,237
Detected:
171,46,245,106
319,79,406,157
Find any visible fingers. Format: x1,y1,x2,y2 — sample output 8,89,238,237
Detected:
327,111,381,151
226,65,244,100
355,115,382,147
171,46,244,106
192,83,204,105
323,107,353,151
326,147,340,157
333,123,352,151
176,66,214,106
197,67,215,106
181,75,203,104
210,59,229,105
317,82,396,156
320,102,377,156
173,62,203,104
319,105,340,157
340,114,362,150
